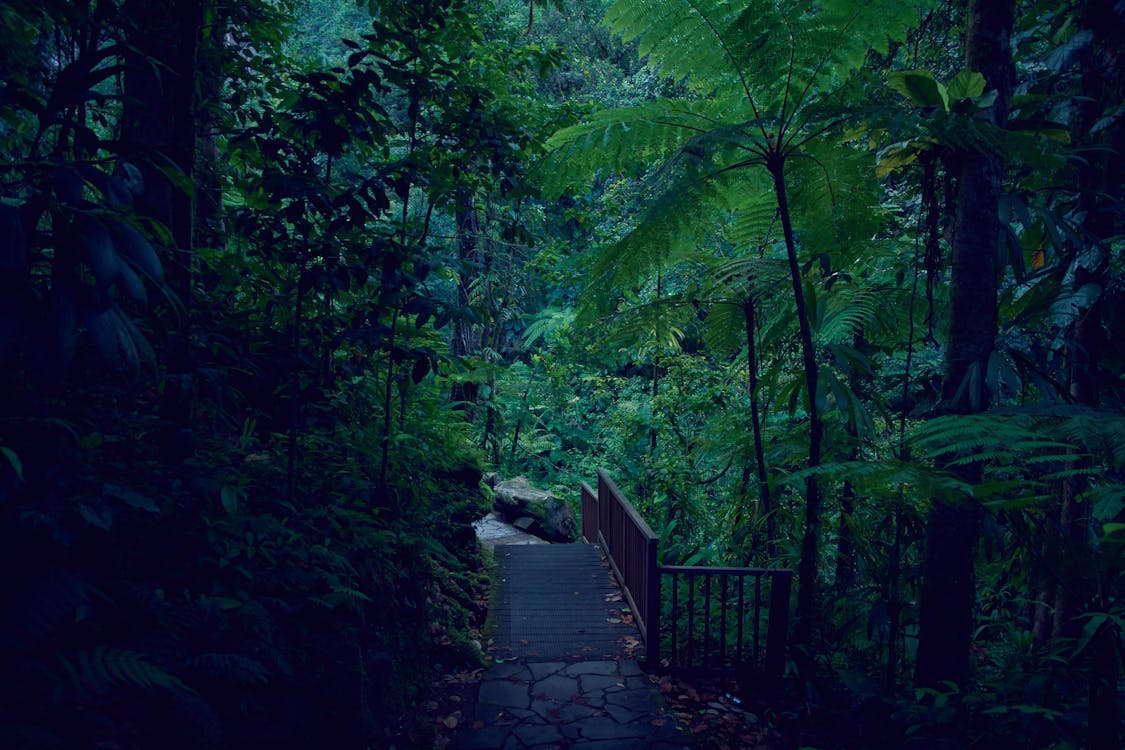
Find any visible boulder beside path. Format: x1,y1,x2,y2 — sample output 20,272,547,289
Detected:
485,475,578,543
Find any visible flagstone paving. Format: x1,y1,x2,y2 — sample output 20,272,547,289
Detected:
453,544,690,750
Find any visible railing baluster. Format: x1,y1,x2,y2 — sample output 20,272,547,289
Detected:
753,574,762,665
719,574,727,667
687,575,695,664
737,575,745,665
670,571,679,666
702,574,712,668
765,572,792,688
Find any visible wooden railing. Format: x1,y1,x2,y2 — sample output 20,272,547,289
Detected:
662,565,792,683
593,469,660,649
582,469,792,687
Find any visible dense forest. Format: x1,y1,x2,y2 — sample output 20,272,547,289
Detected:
0,0,1121,748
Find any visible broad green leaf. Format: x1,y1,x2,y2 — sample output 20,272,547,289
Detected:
221,485,240,514
945,70,987,102
875,142,921,177
887,70,949,110
103,484,159,513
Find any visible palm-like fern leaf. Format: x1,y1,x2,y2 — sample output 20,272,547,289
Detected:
62,646,195,697
607,0,926,126
543,99,734,196
578,165,748,317
184,652,271,686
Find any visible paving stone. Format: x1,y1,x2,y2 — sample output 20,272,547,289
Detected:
570,740,657,750
604,686,661,712
617,660,645,677
527,661,566,680
602,701,645,724
477,678,530,709
454,726,513,749
557,700,601,723
578,673,624,693
511,723,565,745
488,662,530,681
575,715,651,741
562,660,619,677
532,673,579,702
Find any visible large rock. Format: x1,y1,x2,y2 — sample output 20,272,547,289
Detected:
489,477,578,543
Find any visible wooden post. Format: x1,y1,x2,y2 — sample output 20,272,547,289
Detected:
765,572,792,688
645,539,660,670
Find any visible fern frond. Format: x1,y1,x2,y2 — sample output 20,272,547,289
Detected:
722,193,780,251
701,256,790,299
184,652,271,686
63,647,195,697
608,0,928,122
777,458,972,502
816,283,881,343
578,166,740,316
700,301,748,354
600,293,695,352
522,307,575,348
786,137,883,257
910,413,1086,468
542,98,732,196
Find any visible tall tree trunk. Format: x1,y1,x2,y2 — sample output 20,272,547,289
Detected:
122,0,201,309
450,189,481,413
123,0,202,465
742,296,776,561
1070,4,1122,747
770,158,823,647
835,476,857,589
194,0,226,254
915,0,1013,691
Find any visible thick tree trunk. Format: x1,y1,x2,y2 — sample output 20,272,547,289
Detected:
915,0,1013,691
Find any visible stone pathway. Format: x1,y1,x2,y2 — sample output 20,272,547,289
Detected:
453,544,690,749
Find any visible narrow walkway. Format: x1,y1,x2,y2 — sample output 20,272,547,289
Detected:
454,544,689,750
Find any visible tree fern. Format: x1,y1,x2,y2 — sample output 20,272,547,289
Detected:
545,0,932,642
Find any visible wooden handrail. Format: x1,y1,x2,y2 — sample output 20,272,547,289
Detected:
582,469,792,686
580,481,598,544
